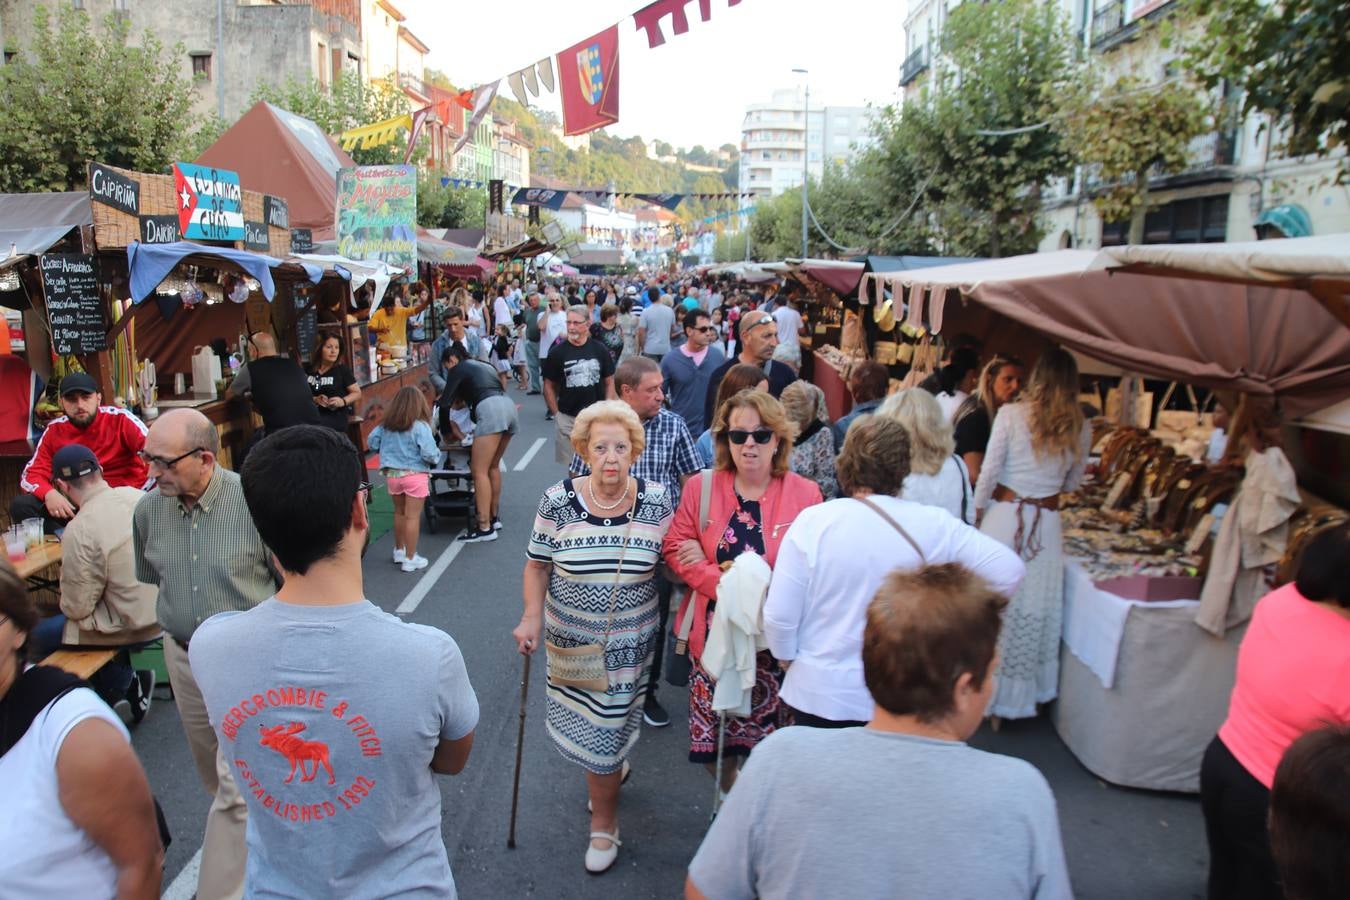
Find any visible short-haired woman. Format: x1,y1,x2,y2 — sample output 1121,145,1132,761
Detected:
616,297,639,362
973,349,1090,721
591,303,625,366
779,381,837,500
306,333,361,433
1269,724,1350,900
694,363,770,467
1200,524,1350,900
954,355,1025,487
368,386,441,572
879,388,972,523
1,564,164,897
763,415,1024,727
664,391,822,795
512,400,674,874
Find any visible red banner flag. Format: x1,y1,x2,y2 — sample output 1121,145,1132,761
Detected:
557,25,620,136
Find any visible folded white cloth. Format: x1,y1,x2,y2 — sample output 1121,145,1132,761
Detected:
703,552,772,716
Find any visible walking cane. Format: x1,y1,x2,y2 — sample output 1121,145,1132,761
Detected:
711,710,727,821
507,652,531,849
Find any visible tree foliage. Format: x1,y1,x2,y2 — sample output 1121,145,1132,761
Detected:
1181,0,1350,173
1061,75,1212,242
416,171,487,230
0,6,212,192
250,73,413,166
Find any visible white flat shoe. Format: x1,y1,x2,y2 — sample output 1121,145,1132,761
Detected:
584,831,621,874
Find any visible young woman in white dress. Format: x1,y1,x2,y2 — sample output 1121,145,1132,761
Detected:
973,348,1091,721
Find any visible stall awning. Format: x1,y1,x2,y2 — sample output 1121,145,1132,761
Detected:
127,240,286,302
569,248,624,268
789,259,864,296
287,253,407,301
415,229,493,277
862,242,1350,418
0,192,92,266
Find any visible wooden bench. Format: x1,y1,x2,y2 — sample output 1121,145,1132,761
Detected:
40,648,119,680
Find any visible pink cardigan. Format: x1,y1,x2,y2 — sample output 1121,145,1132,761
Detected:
663,468,823,660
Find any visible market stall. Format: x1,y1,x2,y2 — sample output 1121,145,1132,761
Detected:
861,237,1350,791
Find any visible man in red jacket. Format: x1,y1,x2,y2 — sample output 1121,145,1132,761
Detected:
11,372,151,531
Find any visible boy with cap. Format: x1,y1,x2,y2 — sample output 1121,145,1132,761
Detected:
27,443,159,721
12,372,151,531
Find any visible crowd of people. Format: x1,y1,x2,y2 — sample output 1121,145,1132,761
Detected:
1,271,1346,900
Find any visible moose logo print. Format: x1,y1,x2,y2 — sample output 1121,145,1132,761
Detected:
216,685,383,823
260,723,336,785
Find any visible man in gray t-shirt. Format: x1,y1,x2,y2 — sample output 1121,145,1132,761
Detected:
686,563,1071,900
636,296,677,360
191,425,479,898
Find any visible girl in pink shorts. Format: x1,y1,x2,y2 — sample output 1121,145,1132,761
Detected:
368,386,442,572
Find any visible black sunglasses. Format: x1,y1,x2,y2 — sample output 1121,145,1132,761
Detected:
727,428,774,446
138,447,205,470
692,325,716,333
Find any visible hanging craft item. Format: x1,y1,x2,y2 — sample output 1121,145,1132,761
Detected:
339,114,413,152
557,26,620,136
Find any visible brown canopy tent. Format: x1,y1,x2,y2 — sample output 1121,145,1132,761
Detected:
861,242,1350,419
196,101,356,240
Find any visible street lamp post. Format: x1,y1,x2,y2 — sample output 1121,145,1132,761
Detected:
793,68,809,260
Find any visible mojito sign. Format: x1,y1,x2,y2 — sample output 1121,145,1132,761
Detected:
335,165,417,271
172,163,245,242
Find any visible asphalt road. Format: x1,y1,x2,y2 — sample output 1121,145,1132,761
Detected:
131,389,1209,899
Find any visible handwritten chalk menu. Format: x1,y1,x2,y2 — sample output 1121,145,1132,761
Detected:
295,296,318,361
40,254,106,354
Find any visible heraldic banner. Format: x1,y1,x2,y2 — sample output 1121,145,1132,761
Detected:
557,25,620,136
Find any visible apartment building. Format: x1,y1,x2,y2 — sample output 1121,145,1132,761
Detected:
738,88,877,200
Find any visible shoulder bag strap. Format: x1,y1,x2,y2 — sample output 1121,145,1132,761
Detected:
953,453,972,524
854,495,925,562
675,469,716,645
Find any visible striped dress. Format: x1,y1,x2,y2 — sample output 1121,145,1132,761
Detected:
528,478,674,774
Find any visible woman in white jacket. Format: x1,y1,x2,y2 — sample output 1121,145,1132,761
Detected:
764,415,1025,727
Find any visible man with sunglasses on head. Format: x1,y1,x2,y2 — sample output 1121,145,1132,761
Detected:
702,309,797,432
662,307,725,436
12,371,151,532
132,407,277,900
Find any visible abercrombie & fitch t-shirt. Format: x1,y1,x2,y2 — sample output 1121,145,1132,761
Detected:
190,598,479,899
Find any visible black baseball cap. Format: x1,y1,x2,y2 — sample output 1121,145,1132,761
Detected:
59,372,98,396
51,444,101,480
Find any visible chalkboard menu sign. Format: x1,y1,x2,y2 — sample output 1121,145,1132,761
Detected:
290,228,313,253
40,254,106,354
294,294,317,361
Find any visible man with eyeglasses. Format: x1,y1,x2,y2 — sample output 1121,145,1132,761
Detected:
662,307,725,435
132,408,276,900
12,372,151,532
702,310,798,431
542,304,616,464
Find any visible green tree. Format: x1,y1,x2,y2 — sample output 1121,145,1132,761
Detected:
416,171,487,229
250,73,413,166
1181,0,1350,173
1062,76,1212,243
0,6,212,192
915,0,1079,256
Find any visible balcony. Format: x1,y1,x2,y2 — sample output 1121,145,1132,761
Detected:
1091,1,1126,47
399,71,430,100
899,46,928,87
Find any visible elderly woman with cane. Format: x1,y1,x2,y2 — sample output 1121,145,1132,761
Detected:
663,390,821,801
512,400,674,874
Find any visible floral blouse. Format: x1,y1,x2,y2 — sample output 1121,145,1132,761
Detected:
789,423,839,501
716,492,766,564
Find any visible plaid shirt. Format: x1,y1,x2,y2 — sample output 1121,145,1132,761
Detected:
572,406,702,508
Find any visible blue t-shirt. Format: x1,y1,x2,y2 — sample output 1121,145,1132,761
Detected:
190,599,479,899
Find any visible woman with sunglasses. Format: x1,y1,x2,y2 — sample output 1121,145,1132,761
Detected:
664,390,822,797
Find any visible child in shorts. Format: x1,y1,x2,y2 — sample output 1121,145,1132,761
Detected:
367,386,440,573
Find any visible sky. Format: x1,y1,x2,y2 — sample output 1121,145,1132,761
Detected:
397,0,908,151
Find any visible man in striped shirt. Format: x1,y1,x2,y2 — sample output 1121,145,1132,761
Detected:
133,408,276,900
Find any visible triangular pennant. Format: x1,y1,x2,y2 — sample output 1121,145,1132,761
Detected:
536,57,555,93
507,71,528,106
405,105,433,164
523,66,540,97
451,82,500,156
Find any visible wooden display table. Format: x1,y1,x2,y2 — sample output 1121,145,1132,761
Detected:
15,540,63,589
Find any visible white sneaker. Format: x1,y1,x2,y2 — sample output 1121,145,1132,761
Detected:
393,547,406,564
401,554,429,573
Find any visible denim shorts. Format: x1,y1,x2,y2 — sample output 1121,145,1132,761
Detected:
475,394,518,436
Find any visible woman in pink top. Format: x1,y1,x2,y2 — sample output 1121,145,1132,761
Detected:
1200,524,1350,900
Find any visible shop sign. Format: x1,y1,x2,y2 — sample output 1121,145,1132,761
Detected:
39,253,106,354
172,163,245,242
88,162,140,216
243,220,271,252
139,215,180,245
290,228,314,253
263,195,289,229
335,165,417,271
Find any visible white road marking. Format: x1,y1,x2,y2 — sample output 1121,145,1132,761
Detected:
499,460,507,471
512,437,547,471
396,536,468,615
163,847,202,900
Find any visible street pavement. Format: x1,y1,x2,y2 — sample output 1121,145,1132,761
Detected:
132,389,1209,899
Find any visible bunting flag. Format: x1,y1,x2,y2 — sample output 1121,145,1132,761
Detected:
339,113,413,151
634,192,684,209
576,190,612,206
451,81,500,156
558,26,620,136
405,105,434,164
507,71,529,106
536,57,555,93
523,65,540,97
511,188,569,210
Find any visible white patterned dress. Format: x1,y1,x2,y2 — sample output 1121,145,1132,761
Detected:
974,403,1091,719
528,478,674,774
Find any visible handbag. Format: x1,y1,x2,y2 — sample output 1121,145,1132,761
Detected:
666,469,714,688
546,516,634,693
